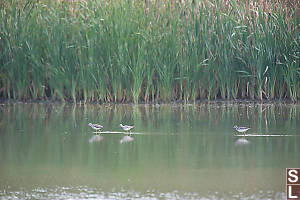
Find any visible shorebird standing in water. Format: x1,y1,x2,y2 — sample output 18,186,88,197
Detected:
88,123,103,133
234,125,250,136
120,124,134,136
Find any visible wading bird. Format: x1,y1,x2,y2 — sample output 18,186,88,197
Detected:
88,123,103,133
234,125,250,136
120,124,134,136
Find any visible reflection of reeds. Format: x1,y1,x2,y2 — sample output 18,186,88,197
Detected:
0,0,299,102
1,103,299,158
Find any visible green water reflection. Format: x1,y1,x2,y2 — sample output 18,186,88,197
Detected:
0,103,299,199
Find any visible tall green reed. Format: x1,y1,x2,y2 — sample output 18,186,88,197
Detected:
0,0,298,103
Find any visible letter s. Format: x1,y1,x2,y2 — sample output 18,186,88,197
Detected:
288,170,299,183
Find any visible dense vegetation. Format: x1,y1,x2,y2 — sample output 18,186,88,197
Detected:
0,0,299,103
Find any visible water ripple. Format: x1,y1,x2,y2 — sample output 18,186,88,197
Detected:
0,186,286,200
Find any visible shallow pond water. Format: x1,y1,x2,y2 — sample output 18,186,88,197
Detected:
0,103,299,199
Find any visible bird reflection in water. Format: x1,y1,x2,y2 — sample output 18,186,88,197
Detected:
234,138,250,146
120,135,134,144
89,135,104,143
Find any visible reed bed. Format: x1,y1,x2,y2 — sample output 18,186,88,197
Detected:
0,0,299,103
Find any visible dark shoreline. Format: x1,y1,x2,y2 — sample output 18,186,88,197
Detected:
0,99,298,105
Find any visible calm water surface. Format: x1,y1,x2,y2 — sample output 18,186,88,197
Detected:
0,103,299,199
